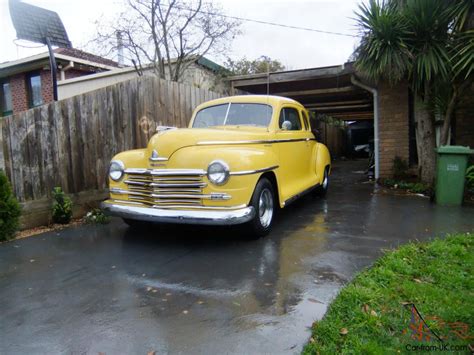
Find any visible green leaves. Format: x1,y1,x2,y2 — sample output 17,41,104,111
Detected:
355,0,411,83
355,0,473,92
452,30,474,79
0,169,21,241
51,187,73,224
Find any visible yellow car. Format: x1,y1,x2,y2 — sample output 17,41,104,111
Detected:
101,95,331,236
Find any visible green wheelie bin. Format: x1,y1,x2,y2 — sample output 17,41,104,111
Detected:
435,145,474,206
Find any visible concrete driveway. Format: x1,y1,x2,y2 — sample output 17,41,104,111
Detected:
1,160,473,354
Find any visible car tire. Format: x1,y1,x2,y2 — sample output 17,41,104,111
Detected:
315,167,329,197
245,177,275,238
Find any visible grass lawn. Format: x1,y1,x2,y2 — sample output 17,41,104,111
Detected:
303,232,473,354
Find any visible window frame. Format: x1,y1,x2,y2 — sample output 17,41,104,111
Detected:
192,102,273,128
0,79,13,117
278,106,303,131
26,72,43,109
301,110,310,131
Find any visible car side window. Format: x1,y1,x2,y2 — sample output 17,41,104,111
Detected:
279,107,302,131
302,110,310,131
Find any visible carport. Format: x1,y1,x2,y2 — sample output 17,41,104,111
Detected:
229,62,380,179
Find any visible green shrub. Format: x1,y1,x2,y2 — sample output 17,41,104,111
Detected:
0,169,21,241
84,208,110,224
51,187,72,224
392,156,409,179
466,165,474,190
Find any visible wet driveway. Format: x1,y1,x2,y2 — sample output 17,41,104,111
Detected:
1,160,473,354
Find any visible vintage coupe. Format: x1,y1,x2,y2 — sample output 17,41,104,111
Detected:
101,95,331,236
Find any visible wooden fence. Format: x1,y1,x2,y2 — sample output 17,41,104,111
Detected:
0,76,222,227
316,121,346,158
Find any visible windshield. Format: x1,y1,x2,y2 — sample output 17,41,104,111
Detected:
192,103,273,128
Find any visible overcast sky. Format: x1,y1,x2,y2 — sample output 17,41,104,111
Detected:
0,0,362,69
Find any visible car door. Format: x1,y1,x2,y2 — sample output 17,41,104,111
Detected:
275,105,314,201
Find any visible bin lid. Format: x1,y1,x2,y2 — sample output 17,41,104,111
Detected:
436,145,474,155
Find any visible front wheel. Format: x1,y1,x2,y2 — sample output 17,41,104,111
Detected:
245,178,275,238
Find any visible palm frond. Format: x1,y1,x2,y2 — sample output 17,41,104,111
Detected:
354,0,411,83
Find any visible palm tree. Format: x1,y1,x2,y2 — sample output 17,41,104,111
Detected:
354,0,473,184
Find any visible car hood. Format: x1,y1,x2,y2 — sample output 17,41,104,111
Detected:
147,127,270,159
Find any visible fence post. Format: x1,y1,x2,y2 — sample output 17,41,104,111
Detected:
0,119,5,172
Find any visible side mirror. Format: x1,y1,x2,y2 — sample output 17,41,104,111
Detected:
281,120,292,131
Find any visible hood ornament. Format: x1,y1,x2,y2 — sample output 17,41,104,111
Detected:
149,149,168,162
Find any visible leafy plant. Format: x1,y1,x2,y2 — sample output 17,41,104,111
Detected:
84,208,110,224
381,178,430,195
51,187,72,224
392,156,409,180
354,0,474,183
0,170,21,241
466,165,474,190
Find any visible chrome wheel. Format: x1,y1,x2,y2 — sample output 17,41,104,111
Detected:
322,172,328,189
258,188,274,228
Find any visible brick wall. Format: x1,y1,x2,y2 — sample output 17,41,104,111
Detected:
40,70,54,104
378,81,410,178
455,84,474,148
9,73,28,112
5,69,58,114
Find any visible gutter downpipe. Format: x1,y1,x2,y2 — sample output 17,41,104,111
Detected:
351,76,380,180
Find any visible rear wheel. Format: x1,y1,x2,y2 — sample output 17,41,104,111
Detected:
315,167,329,197
245,178,275,237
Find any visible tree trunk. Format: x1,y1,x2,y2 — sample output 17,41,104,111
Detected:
439,89,457,146
440,81,472,146
414,96,437,185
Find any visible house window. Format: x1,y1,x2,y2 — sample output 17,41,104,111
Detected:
1,81,13,116
27,73,43,108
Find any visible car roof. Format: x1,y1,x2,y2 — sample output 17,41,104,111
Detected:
195,95,302,110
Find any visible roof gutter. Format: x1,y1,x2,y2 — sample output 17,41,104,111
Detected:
351,76,380,180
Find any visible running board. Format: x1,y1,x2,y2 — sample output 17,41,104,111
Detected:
282,183,321,207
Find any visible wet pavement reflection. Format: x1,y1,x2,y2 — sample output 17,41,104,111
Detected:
0,160,473,354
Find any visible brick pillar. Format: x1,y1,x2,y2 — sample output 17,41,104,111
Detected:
378,81,410,178
10,74,28,113
40,70,54,104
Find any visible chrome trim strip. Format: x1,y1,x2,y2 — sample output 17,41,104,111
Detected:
101,200,255,226
230,165,279,176
125,180,207,188
197,138,315,145
149,156,168,162
125,168,206,176
110,188,231,200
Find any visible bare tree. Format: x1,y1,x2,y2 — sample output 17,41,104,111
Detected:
89,0,240,81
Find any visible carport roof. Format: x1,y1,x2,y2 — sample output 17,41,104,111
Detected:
229,62,374,121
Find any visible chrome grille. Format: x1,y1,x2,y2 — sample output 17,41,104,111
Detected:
124,169,207,207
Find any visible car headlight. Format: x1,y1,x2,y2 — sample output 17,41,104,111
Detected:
109,160,125,181
207,160,230,185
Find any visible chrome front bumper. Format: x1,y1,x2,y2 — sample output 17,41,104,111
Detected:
100,200,255,226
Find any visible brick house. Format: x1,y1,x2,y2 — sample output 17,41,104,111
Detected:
0,48,120,116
